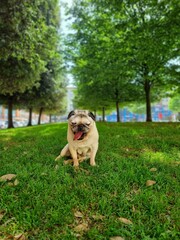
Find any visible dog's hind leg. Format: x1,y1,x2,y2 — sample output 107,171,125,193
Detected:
55,144,70,161
61,144,70,157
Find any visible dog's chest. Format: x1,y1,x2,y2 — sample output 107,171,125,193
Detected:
77,146,91,156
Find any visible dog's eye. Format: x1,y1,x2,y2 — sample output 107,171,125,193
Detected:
71,122,77,126
86,122,90,126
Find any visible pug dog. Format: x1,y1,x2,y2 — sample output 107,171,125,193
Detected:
55,110,99,167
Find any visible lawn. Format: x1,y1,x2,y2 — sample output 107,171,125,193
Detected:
0,122,180,240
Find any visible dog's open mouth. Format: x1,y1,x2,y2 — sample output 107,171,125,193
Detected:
74,131,86,140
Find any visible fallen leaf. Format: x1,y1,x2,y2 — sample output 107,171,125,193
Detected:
0,210,6,220
74,223,89,232
119,217,133,225
7,179,19,187
74,211,83,218
0,174,16,181
91,214,105,220
110,237,125,240
3,234,14,239
150,168,157,172
14,233,26,240
146,180,156,186
14,179,19,186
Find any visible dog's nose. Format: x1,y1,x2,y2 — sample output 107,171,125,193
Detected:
78,125,84,131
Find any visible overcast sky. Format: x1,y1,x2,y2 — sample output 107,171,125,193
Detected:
60,0,73,33
60,0,74,85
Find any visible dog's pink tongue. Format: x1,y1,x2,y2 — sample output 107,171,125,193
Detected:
74,131,83,140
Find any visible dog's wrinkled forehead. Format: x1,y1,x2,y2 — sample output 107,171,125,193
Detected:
68,110,95,121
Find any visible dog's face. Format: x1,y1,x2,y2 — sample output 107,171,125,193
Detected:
68,110,96,140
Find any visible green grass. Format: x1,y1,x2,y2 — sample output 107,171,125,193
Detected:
0,122,180,240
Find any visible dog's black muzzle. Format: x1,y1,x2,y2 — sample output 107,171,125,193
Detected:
77,124,85,132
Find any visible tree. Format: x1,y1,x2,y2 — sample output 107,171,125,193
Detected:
0,0,64,128
66,0,180,122
0,0,48,94
0,0,45,127
34,60,66,125
66,0,142,121
119,0,180,121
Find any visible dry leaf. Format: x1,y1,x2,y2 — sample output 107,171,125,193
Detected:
14,233,26,240
150,168,157,172
74,223,89,232
74,211,83,218
119,217,133,225
14,179,19,186
7,179,19,187
0,174,16,181
3,234,14,239
91,214,105,220
0,210,6,220
110,237,125,240
146,180,156,186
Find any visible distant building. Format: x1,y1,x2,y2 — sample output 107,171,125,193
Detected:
66,85,76,112
0,105,49,127
106,98,176,122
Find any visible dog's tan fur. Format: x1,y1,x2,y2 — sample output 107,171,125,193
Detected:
55,110,99,167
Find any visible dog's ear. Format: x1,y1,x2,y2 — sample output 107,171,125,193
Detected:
88,111,96,121
67,110,75,119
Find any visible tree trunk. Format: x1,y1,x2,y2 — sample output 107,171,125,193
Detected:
102,107,105,121
8,96,14,128
38,107,43,125
144,80,152,122
116,101,120,122
49,114,52,123
27,108,33,126
115,88,120,122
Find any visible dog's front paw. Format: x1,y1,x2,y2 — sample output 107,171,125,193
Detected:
73,161,79,167
90,162,96,166
55,155,61,161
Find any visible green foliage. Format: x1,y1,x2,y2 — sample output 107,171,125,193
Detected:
0,0,46,94
16,58,66,114
0,123,180,239
0,0,63,95
0,0,66,127
126,102,146,115
169,94,180,112
65,0,180,121
35,59,67,114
